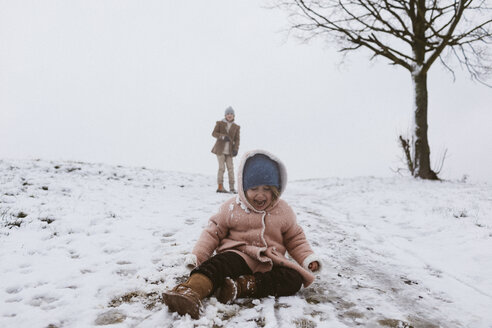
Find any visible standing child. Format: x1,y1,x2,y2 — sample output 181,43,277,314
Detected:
211,106,240,193
163,150,321,319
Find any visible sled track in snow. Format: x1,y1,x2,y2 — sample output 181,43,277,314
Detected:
289,193,467,328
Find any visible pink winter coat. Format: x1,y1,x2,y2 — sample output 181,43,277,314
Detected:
192,150,320,287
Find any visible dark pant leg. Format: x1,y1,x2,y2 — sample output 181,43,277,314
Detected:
253,266,303,298
191,251,252,293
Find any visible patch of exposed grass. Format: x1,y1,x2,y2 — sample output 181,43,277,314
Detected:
109,291,142,307
6,221,22,228
94,309,126,325
305,292,344,307
293,318,316,328
251,317,265,327
109,290,163,311
274,302,290,309
378,318,414,328
406,315,440,328
16,211,28,218
40,217,55,224
236,298,256,309
217,309,239,321
1,209,23,229
344,310,365,319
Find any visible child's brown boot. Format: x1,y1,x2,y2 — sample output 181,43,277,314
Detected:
216,184,228,193
215,275,256,304
163,273,213,319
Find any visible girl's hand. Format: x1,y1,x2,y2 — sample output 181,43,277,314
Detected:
308,261,319,272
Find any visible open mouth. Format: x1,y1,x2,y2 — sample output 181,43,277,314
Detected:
253,199,266,208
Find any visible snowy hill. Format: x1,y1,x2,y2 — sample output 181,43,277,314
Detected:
1,159,491,328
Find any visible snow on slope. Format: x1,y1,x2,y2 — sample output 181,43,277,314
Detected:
1,159,491,328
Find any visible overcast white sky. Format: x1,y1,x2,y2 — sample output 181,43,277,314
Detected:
1,0,491,183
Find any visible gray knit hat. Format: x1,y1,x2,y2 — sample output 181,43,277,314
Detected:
224,106,235,116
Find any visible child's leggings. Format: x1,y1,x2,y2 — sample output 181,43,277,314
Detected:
191,251,303,298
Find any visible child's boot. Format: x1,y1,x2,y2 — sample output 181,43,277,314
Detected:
216,184,228,193
163,273,213,319
229,184,237,194
215,275,256,304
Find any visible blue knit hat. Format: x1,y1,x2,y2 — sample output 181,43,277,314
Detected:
243,154,280,191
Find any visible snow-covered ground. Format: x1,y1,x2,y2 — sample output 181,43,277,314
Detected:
1,159,491,328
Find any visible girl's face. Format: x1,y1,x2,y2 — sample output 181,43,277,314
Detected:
246,185,273,211
225,113,234,122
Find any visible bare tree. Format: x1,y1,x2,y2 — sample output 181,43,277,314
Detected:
273,0,492,179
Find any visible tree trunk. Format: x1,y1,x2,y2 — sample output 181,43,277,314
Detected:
411,71,438,180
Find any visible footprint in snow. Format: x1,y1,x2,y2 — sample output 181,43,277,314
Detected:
114,268,137,277
5,296,22,303
5,286,22,294
116,260,132,265
28,294,59,308
68,250,79,259
184,218,196,225
160,231,177,243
